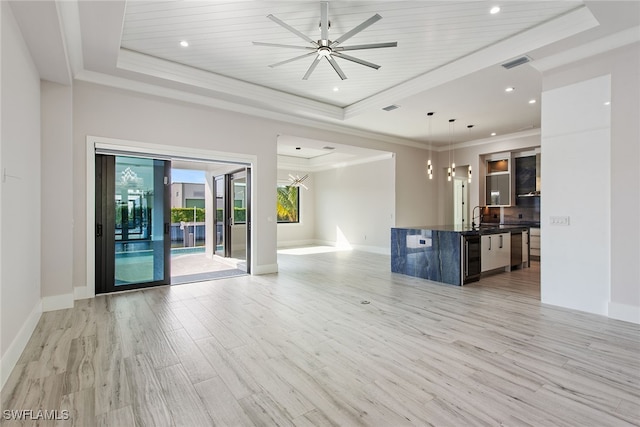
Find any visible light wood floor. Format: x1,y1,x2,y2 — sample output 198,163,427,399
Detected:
2,249,639,426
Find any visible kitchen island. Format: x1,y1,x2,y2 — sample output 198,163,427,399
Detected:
391,224,530,286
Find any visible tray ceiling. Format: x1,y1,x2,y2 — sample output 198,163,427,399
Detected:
120,1,581,108
15,1,636,148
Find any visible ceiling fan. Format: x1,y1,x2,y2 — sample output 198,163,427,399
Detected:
253,2,397,80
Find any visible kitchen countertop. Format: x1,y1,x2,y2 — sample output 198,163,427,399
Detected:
394,224,532,235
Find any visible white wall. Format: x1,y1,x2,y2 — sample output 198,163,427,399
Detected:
314,157,395,253
41,81,74,309
0,2,43,388
72,81,435,288
276,169,316,247
541,75,611,316
269,129,436,231
72,81,280,288
541,43,640,323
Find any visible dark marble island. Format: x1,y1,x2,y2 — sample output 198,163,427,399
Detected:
391,224,529,286
391,225,468,286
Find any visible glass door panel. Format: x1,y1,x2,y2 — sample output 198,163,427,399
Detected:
230,170,247,262
95,154,170,294
114,156,168,285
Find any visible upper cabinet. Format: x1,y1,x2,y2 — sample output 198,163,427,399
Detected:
515,153,541,205
483,150,540,207
486,158,511,206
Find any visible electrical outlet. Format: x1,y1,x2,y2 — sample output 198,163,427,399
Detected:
550,216,570,226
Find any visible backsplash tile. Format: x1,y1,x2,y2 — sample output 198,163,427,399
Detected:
482,200,540,225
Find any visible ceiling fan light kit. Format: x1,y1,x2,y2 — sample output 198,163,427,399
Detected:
253,2,397,80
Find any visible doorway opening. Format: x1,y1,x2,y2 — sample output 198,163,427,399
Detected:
94,152,251,294
453,173,469,226
170,161,250,285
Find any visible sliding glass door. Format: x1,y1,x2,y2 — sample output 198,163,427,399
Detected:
95,154,171,293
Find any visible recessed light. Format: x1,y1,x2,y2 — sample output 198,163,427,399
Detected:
333,87,339,92
529,99,537,104
491,132,497,136
490,6,501,14
604,101,611,106
505,87,515,93
180,40,189,47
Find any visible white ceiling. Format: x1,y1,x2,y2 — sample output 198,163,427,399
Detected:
9,0,640,159
120,1,580,108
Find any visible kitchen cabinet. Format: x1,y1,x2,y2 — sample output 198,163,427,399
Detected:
485,159,510,206
530,227,540,259
510,231,522,268
522,229,529,266
481,232,511,272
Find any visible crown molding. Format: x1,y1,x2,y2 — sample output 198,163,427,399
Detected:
56,0,83,80
74,69,429,151
117,49,344,121
431,128,541,152
278,152,393,172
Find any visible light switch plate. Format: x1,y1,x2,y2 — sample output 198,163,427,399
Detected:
550,216,570,226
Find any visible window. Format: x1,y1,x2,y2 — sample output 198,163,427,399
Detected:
277,185,299,223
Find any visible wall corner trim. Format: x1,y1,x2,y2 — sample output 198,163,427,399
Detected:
0,301,42,390
608,301,640,325
42,293,74,312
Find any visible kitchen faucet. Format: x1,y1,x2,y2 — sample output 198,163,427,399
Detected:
471,206,484,229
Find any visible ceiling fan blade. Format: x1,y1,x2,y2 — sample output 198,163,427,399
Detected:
333,52,380,70
334,42,398,51
330,14,382,47
326,56,347,80
269,52,317,68
302,56,321,80
267,14,317,45
253,41,315,50
320,2,329,41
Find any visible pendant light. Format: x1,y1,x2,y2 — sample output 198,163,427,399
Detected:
448,119,456,182
467,125,474,183
426,112,434,180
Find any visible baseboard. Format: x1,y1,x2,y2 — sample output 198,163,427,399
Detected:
311,240,389,255
252,263,278,275
42,293,74,312
276,239,316,248
312,239,353,249
1,300,42,390
351,244,390,255
608,301,640,324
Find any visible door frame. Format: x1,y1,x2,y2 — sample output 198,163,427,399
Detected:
84,136,257,298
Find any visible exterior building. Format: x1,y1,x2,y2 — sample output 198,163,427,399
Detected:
171,182,205,209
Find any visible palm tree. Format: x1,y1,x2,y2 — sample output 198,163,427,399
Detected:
277,186,298,222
